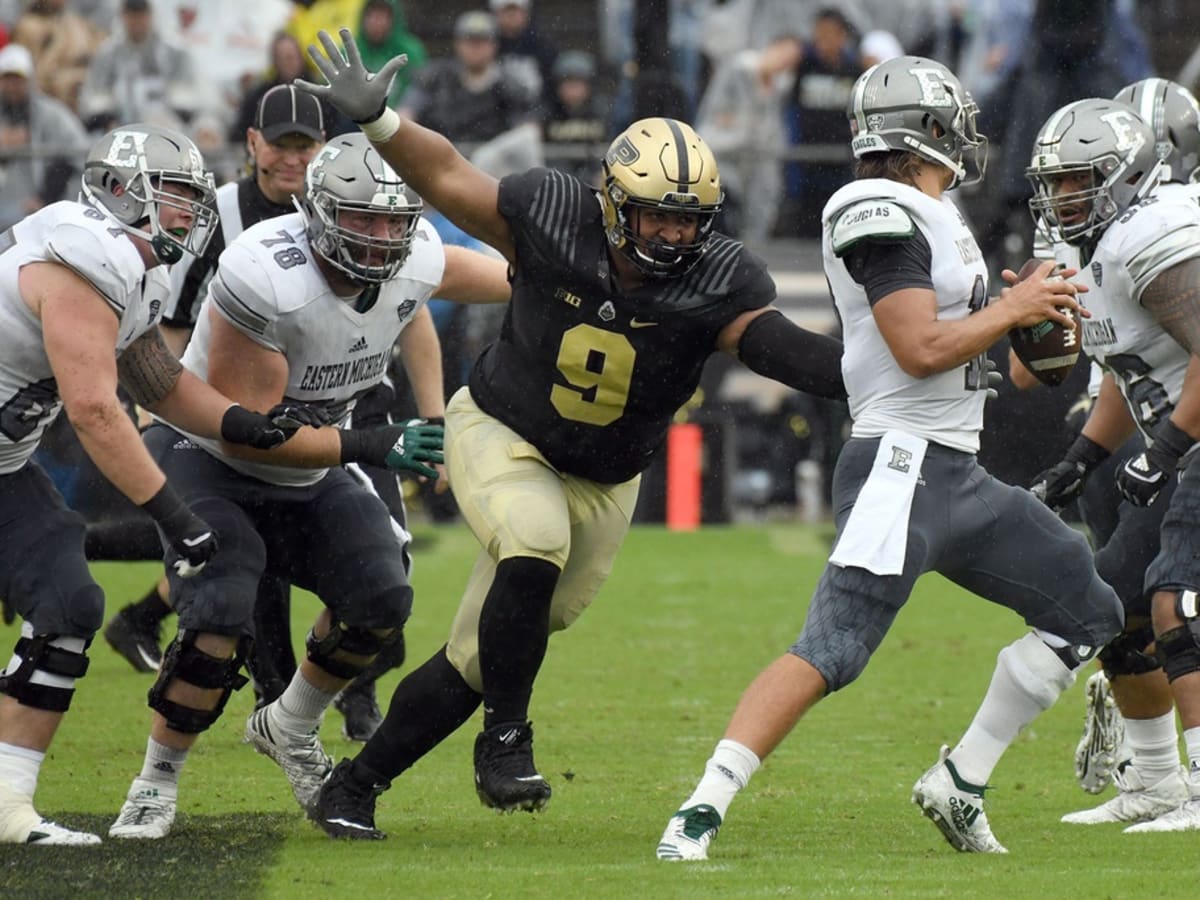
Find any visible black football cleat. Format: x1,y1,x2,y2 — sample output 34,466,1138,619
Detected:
103,605,163,673
473,721,552,813
334,679,384,742
307,759,389,841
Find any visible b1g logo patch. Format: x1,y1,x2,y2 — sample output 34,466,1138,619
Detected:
606,136,640,167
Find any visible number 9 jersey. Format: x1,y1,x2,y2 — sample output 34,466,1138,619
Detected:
470,168,774,484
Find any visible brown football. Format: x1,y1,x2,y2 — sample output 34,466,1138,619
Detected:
1007,258,1081,386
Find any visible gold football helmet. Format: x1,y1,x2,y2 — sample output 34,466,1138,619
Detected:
600,117,722,277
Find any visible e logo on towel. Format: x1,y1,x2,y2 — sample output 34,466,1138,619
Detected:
887,446,913,473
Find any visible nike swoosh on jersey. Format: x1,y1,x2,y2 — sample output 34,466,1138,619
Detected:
630,318,658,328
182,533,213,548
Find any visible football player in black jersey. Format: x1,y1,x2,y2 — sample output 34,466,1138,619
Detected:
296,29,848,839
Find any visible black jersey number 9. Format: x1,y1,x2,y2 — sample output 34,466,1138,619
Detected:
551,324,635,425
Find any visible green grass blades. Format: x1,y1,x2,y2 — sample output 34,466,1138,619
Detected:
4,525,1198,898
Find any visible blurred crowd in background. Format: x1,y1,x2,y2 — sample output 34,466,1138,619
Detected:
6,0,1198,522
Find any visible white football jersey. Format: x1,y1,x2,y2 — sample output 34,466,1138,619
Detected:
823,179,990,452
0,201,168,474
1061,181,1200,441
181,212,445,486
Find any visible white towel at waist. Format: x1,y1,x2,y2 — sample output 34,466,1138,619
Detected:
829,430,928,576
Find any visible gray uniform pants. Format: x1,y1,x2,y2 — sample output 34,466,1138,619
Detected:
792,437,1124,692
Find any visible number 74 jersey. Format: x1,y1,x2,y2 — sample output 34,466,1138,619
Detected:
1065,182,1200,441
0,201,169,474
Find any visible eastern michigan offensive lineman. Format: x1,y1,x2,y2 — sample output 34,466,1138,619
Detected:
0,123,309,846
108,132,510,839
298,29,848,840
1027,95,1200,833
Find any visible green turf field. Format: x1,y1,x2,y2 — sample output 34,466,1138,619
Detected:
1,523,1192,898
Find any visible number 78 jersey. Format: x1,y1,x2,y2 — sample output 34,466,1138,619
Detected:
182,212,442,487
1065,182,1200,441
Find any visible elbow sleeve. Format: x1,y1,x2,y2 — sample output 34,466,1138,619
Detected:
737,310,847,401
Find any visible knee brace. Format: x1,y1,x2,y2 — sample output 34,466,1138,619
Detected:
0,626,89,712
1097,623,1160,677
999,632,1078,711
306,615,402,681
1158,590,1200,683
148,629,250,734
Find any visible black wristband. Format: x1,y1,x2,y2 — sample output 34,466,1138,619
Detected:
1063,433,1110,472
737,310,848,401
140,482,188,528
1149,418,1195,468
220,404,262,444
339,428,362,464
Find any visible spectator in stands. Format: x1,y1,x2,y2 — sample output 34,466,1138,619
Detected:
542,50,608,187
286,0,370,79
858,29,903,68
490,0,557,104
228,31,351,146
0,43,88,230
401,11,541,148
358,0,426,107
152,0,293,132
775,7,862,238
600,0,714,122
695,46,787,245
76,0,200,133
11,0,105,113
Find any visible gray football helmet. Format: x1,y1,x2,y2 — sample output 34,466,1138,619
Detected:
1026,98,1162,247
847,56,987,188
300,133,423,285
1114,78,1200,184
80,124,217,264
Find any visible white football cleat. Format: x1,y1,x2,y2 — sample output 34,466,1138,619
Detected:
1075,671,1125,794
246,704,332,809
656,804,722,861
0,781,100,846
912,745,1007,854
109,778,177,839
1062,764,1188,825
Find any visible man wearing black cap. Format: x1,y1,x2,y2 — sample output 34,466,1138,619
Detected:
98,84,412,742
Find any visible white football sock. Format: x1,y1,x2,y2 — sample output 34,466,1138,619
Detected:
272,671,337,733
1123,713,1179,784
679,739,761,821
1183,726,1200,785
138,737,188,787
0,742,43,797
951,633,1075,786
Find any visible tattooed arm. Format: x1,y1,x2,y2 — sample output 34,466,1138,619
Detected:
120,324,254,442
1141,257,1200,437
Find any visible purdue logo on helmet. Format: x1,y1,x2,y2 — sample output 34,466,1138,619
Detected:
600,117,722,278
300,132,423,285
1114,78,1200,184
1026,98,1162,247
80,123,217,264
847,56,987,189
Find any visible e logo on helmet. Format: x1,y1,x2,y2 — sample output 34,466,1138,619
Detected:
104,131,149,168
1099,110,1145,155
909,68,953,108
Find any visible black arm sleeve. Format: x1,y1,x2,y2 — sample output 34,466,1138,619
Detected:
737,310,847,400
842,230,934,306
